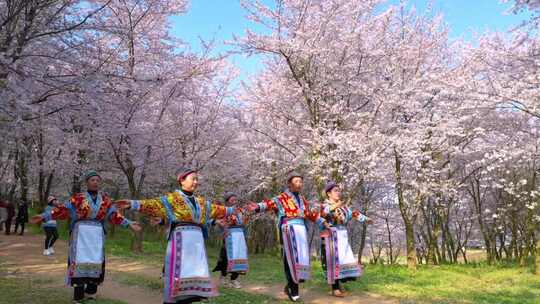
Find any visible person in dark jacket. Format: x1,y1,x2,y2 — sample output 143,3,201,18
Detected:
0,200,7,231
3,200,15,235
14,200,29,235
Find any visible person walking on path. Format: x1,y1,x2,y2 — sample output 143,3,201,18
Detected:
42,196,60,256
3,200,15,235
14,200,29,235
0,200,7,232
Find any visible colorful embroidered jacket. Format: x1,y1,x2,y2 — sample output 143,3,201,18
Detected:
256,190,325,227
129,190,234,225
42,192,133,228
321,200,368,227
41,205,57,228
212,208,250,237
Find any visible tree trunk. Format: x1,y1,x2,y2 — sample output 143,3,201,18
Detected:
130,213,144,253
533,241,540,275
14,138,31,203
357,222,368,264
404,219,417,269
385,218,394,264
394,149,417,270
127,170,144,253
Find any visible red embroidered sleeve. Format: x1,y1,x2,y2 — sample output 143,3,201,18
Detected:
257,198,278,213
108,209,130,226
48,205,70,220
303,200,326,225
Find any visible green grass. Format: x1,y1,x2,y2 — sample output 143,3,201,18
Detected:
112,268,286,304
29,222,540,304
208,288,287,304
0,273,127,304
108,231,540,304
243,256,540,304
113,272,162,291
355,263,540,304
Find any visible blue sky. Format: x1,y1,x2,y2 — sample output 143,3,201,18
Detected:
169,0,532,83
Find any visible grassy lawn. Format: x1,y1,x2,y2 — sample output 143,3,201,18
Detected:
348,263,540,304
29,223,540,304
112,271,286,304
208,288,287,304
0,273,127,304
236,250,540,304
105,229,540,304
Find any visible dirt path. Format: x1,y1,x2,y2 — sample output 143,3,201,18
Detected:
0,233,161,304
243,283,398,304
0,232,397,304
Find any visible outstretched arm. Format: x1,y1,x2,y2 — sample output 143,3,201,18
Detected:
352,210,372,223
247,197,279,214
304,201,328,228
31,199,71,224
116,197,167,220
107,204,135,228
209,202,235,220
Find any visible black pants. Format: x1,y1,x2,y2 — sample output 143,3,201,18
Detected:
282,249,300,296
4,217,12,235
279,227,301,297
212,242,239,280
73,283,98,301
14,219,25,235
164,296,205,304
70,265,105,300
44,226,58,249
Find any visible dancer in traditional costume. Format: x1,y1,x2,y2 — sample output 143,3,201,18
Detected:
248,172,327,302
320,182,372,297
115,168,236,304
212,192,249,289
30,170,141,304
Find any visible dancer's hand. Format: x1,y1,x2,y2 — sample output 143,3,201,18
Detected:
129,222,142,232
215,219,226,228
30,215,44,224
335,208,346,222
247,202,258,213
149,217,163,226
114,200,131,210
234,207,246,217
366,218,374,225
47,196,60,206
323,221,331,229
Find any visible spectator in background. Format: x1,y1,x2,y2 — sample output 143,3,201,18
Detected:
4,200,15,235
42,196,59,256
0,200,7,232
14,200,29,235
